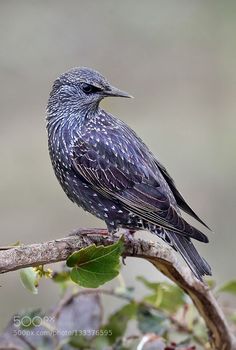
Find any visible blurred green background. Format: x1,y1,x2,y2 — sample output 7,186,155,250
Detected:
0,0,235,330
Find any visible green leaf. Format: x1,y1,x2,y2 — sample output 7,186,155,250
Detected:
219,280,236,295
67,237,124,288
102,302,137,344
69,334,91,349
20,267,38,294
91,336,110,350
138,277,185,312
137,305,169,335
137,276,161,291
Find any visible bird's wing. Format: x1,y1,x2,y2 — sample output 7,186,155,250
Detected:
72,128,208,243
154,159,210,230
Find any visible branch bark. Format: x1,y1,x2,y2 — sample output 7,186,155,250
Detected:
0,228,235,350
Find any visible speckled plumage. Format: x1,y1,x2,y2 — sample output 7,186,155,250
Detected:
46,67,211,280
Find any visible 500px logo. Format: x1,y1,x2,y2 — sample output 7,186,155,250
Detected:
14,315,55,328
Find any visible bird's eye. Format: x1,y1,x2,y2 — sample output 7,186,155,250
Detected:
81,83,92,93
81,82,102,94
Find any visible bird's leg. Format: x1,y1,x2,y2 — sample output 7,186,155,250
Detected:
121,229,136,265
104,225,129,265
105,223,120,237
123,229,136,241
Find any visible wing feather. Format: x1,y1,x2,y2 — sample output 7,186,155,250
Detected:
155,160,210,230
72,126,208,243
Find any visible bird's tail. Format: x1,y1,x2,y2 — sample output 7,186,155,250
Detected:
152,227,211,280
167,231,211,280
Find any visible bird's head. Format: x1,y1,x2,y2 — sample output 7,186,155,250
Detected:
47,67,132,119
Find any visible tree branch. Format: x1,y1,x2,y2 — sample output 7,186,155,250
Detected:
0,228,235,350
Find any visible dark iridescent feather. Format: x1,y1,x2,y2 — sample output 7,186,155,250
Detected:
72,112,208,243
155,160,211,230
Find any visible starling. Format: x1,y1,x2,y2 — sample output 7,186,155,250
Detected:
46,67,211,280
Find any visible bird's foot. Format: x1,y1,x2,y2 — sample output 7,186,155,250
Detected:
122,255,127,265
123,229,136,241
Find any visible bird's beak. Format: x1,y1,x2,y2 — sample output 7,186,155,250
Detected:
104,85,133,98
